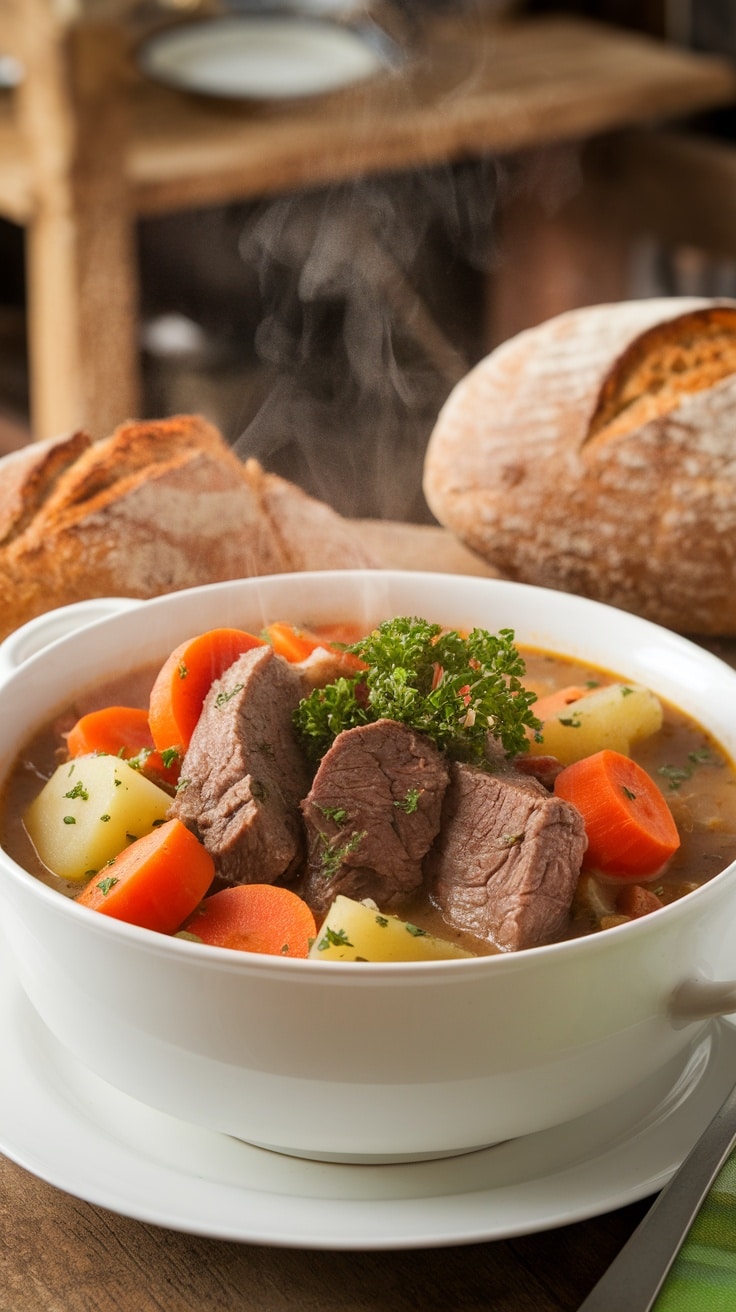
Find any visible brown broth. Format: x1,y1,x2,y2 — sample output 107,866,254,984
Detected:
3,644,736,952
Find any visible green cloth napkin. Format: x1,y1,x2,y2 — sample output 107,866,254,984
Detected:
654,1152,736,1310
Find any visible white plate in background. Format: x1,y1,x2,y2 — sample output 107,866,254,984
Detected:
137,15,399,101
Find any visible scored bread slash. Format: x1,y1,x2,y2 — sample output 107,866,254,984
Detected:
423,297,736,636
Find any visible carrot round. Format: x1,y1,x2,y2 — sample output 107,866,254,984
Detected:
531,684,594,722
148,628,265,753
264,621,366,673
66,705,180,788
182,884,317,958
554,748,680,879
76,817,215,933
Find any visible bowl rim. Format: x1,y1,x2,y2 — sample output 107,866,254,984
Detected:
2,568,736,974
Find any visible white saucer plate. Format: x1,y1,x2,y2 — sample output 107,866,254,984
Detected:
1,942,735,1250
137,15,397,101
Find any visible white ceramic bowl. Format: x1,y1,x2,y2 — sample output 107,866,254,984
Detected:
2,571,736,1164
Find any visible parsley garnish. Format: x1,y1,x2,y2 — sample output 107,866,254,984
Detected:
659,748,719,791
215,683,244,708
318,804,348,824
63,815,76,825
293,617,539,765
395,787,421,814
320,829,366,878
96,876,118,896
316,925,353,950
64,781,88,801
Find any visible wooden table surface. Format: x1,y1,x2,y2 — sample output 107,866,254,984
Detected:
0,1145,652,1311
1,525,734,1311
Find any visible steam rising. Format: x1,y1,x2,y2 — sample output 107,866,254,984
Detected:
233,161,496,522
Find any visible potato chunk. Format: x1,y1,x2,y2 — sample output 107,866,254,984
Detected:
309,894,473,962
24,755,171,883
529,682,663,766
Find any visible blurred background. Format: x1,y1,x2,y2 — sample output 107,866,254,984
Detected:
1,0,735,521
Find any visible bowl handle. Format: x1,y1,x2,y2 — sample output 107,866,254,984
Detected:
0,598,141,682
670,976,736,1024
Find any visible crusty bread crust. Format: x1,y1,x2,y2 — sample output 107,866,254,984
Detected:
0,429,91,548
0,415,377,642
423,297,736,635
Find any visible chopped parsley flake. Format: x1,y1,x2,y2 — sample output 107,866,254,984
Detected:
317,925,354,950
63,815,76,825
178,661,188,680
96,876,118,896
64,781,88,801
214,683,244,708
320,829,366,878
100,814,111,822
394,787,421,814
375,915,389,928
659,748,720,791
318,804,347,824
160,747,180,769
405,922,427,938
622,785,637,801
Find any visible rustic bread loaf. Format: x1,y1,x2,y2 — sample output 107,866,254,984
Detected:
422,297,736,634
0,415,376,642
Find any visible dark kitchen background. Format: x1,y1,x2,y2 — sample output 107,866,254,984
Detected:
0,0,734,521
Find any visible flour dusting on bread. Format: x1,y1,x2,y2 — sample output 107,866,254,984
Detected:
423,297,736,634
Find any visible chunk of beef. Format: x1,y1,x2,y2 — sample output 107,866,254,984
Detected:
169,645,311,885
426,761,586,951
300,718,449,919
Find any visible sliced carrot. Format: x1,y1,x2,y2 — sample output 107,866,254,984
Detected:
182,883,317,958
148,628,265,754
66,705,180,789
263,621,366,674
531,684,594,722
76,817,215,933
554,748,680,879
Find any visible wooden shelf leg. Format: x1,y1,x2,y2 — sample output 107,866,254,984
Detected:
18,6,141,440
